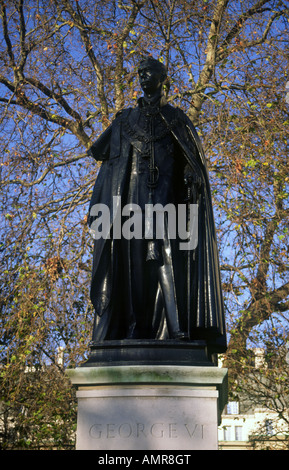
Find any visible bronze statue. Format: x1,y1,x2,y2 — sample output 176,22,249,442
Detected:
87,57,226,359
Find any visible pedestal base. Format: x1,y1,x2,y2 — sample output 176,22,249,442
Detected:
66,365,228,450
84,340,216,367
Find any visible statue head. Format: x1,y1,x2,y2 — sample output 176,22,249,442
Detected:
138,57,168,98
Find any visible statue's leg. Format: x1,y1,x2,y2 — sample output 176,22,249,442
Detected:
158,238,188,340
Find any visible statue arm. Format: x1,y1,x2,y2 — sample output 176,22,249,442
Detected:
177,114,203,202
87,124,112,161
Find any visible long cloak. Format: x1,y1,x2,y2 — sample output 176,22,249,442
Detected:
87,101,226,353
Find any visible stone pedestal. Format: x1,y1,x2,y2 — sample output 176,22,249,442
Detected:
66,365,227,450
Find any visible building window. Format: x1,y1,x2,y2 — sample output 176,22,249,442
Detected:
226,401,239,415
235,426,243,441
223,426,232,441
265,419,273,436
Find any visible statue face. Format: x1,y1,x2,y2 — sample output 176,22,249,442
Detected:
138,65,165,95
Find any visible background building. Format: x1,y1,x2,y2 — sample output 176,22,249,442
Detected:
218,348,289,450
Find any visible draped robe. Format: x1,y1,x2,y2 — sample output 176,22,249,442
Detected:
87,98,226,354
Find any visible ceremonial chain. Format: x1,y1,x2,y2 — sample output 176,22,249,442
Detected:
121,111,178,144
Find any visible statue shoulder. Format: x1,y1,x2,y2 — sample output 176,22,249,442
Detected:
114,107,133,121
174,106,193,126
162,103,191,126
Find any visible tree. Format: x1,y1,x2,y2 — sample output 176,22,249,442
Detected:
0,0,289,448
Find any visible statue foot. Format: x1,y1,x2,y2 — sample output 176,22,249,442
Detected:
173,331,189,341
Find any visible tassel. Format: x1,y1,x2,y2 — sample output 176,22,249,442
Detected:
146,240,161,262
